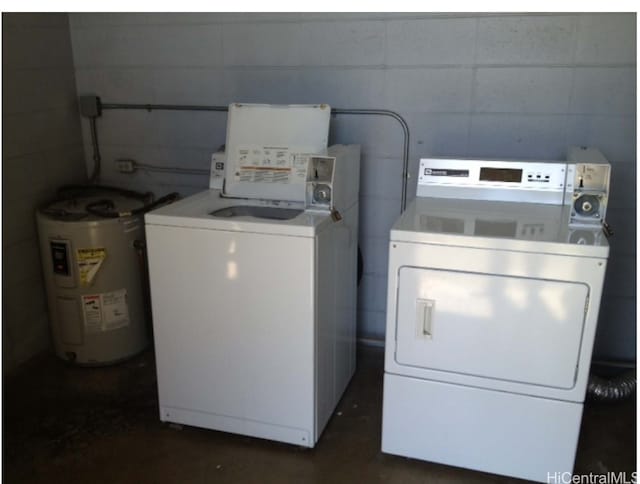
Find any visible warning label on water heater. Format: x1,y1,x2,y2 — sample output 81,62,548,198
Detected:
77,248,107,287
81,289,130,333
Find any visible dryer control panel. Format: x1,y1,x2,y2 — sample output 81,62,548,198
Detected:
417,158,567,204
420,159,566,189
416,147,611,229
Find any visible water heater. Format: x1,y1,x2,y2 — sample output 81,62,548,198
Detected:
37,187,150,364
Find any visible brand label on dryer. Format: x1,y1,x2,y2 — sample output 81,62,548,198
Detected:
424,168,469,177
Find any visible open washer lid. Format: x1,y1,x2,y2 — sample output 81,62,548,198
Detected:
223,103,331,203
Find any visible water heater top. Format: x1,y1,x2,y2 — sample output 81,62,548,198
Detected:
39,190,146,223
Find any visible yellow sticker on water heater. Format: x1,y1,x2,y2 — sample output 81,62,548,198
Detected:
77,248,107,287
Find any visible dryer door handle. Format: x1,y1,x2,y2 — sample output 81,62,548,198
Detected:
416,299,435,340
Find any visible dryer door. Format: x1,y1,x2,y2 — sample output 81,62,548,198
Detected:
394,267,589,389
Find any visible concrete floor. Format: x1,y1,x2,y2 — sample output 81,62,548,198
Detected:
3,346,636,483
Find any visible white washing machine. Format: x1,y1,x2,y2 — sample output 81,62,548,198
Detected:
382,151,610,482
145,104,360,447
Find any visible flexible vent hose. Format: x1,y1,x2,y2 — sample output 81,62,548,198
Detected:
57,184,154,202
52,184,179,219
85,192,180,218
587,370,636,401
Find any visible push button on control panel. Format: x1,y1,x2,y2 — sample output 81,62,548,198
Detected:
526,172,552,183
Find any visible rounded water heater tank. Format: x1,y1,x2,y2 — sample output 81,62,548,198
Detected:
37,187,151,365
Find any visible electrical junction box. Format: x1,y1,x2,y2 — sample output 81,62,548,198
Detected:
79,95,101,118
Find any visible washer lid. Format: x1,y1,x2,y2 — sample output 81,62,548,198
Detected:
223,103,331,203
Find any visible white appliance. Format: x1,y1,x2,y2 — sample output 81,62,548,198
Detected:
382,150,610,482
145,103,360,447
37,189,149,364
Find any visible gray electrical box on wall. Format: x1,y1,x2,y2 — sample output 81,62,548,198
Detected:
79,95,101,118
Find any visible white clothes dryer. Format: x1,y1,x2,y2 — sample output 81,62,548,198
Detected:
382,152,610,482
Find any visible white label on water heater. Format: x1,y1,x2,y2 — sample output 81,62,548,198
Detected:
82,289,130,333
102,289,130,330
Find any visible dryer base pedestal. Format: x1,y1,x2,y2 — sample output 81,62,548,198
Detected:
382,373,583,483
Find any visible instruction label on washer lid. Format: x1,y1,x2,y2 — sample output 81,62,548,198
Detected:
234,146,310,184
77,248,107,287
81,289,130,333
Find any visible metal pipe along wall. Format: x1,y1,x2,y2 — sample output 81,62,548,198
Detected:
95,101,411,212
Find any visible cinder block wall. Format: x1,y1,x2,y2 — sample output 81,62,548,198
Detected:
68,13,636,359
2,13,86,372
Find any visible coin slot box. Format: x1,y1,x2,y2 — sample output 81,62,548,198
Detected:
306,156,336,210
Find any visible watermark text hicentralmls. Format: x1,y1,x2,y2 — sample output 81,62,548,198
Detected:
547,472,637,484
